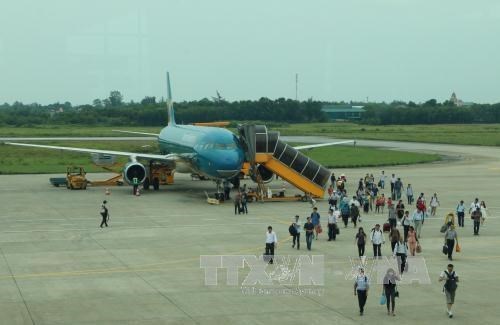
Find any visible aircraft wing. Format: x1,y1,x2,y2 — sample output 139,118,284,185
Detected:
112,130,159,136
4,142,178,161
293,140,356,150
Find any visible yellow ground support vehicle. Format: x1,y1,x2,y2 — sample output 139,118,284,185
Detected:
66,166,87,190
143,161,174,190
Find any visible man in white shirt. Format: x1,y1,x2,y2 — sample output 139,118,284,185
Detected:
456,200,466,227
469,198,480,215
327,209,337,241
390,174,397,195
265,226,277,264
439,264,459,318
370,224,385,257
349,196,361,208
412,209,425,239
379,170,386,189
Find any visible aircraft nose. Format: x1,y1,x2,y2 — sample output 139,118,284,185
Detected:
215,150,244,178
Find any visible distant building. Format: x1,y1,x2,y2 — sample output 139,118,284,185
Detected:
321,104,365,121
450,92,463,107
450,92,474,107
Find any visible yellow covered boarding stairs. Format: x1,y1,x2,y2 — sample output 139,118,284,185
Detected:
238,125,331,199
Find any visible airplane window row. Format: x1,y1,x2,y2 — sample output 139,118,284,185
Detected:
196,143,237,150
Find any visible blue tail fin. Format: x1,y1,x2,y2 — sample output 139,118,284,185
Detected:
166,72,176,126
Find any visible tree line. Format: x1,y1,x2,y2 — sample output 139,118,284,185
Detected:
360,100,500,125
0,94,326,126
0,91,499,126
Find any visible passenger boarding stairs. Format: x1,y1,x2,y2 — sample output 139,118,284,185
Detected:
238,125,330,198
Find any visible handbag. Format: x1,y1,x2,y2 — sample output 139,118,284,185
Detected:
455,243,461,253
442,245,448,255
416,243,422,253
380,293,387,305
317,225,323,234
440,224,448,233
335,226,340,234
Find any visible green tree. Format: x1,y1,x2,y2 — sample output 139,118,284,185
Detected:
109,91,123,107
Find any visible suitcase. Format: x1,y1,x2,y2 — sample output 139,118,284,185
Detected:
383,223,391,232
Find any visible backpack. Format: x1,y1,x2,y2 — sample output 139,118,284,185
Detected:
341,204,350,215
444,271,458,292
289,224,297,236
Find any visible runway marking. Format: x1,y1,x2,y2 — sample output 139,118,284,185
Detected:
0,222,272,234
0,236,293,281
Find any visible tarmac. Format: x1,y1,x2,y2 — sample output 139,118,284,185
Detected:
1,139,499,324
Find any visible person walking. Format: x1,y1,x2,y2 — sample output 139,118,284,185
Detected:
370,224,385,257
289,216,300,250
439,264,459,318
393,237,408,274
327,209,337,241
265,226,277,264
430,193,440,217
480,201,487,225
471,207,482,235
379,170,386,189
411,209,425,239
469,198,480,215
350,203,360,228
304,217,314,250
375,194,386,214
382,268,400,316
390,173,396,197
340,201,350,228
416,193,426,215
99,200,109,228
444,223,458,260
388,204,397,230
355,227,367,257
396,200,405,221
406,184,414,205
354,268,370,316
240,191,248,214
456,200,465,227
310,207,321,239
389,228,401,253
394,178,403,200
234,192,242,215
407,226,418,256
402,210,411,242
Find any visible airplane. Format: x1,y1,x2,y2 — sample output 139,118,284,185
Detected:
5,73,354,191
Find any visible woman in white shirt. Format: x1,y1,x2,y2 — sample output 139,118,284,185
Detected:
430,193,440,216
480,201,487,225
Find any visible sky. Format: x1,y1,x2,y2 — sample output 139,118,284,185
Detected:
0,0,499,105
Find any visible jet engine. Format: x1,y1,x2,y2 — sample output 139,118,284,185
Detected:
250,164,274,183
123,161,147,185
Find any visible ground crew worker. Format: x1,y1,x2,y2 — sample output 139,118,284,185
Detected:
132,176,139,195
100,200,109,228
